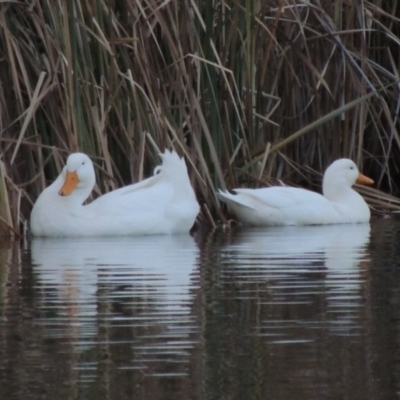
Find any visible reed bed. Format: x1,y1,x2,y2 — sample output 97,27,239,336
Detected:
0,0,399,236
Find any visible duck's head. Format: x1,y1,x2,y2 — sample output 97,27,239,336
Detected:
323,158,374,197
59,153,96,197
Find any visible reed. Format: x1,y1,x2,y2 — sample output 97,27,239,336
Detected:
0,0,399,236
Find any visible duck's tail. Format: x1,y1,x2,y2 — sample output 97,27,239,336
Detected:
156,150,199,212
156,150,189,179
216,189,230,203
217,189,256,209
217,189,240,206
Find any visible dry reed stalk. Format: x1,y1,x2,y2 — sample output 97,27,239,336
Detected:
0,161,14,237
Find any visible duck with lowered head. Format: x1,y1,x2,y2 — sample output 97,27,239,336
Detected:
30,150,200,236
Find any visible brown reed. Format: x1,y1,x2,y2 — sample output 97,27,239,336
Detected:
0,0,399,236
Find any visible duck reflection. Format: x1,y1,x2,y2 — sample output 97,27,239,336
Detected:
31,235,200,361
221,223,371,335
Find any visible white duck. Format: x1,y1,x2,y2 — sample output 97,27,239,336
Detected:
31,150,200,236
217,158,373,226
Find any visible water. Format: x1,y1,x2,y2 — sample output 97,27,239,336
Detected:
1,219,400,399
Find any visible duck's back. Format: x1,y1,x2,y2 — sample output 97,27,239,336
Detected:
219,186,369,226
85,152,199,235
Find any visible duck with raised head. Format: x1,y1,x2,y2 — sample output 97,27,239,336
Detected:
217,158,373,226
31,150,199,236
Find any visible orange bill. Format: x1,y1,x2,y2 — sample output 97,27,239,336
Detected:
356,173,374,186
58,171,79,196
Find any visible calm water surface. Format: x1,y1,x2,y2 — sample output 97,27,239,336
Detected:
1,219,400,399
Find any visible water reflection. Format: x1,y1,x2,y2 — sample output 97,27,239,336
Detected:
3,220,400,400
31,235,200,376
220,224,371,336
200,224,373,400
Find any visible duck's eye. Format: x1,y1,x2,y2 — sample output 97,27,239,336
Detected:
81,162,85,165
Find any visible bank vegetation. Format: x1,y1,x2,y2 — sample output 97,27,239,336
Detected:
0,0,400,236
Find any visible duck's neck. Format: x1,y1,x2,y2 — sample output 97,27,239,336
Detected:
323,180,360,203
68,186,93,205
50,174,92,206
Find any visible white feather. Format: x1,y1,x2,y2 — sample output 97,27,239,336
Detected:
31,150,199,236
217,159,372,226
